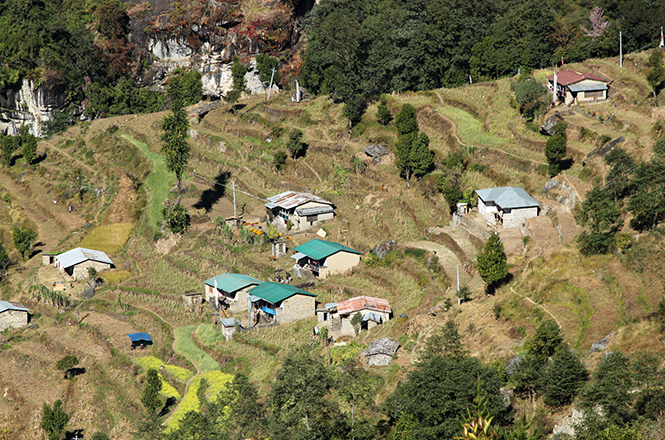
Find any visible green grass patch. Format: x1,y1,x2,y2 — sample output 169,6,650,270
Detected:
175,326,221,373
120,133,175,229
195,324,225,345
78,223,134,255
166,370,233,431
102,270,132,285
435,106,504,146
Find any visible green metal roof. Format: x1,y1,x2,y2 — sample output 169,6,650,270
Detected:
293,239,362,261
204,273,262,293
248,282,317,304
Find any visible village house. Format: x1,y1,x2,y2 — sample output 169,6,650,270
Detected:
204,273,262,313
248,282,317,325
317,295,392,336
51,247,114,281
547,70,611,105
0,300,29,332
292,239,362,279
476,186,540,228
265,191,335,231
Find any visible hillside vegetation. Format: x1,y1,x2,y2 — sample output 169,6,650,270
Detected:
2,49,665,440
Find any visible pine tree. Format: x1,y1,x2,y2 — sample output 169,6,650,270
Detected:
41,400,70,440
161,75,190,194
286,129,306,161
19,125,37,165
376,95,392,126
141,369,163,415
545,122,567,177
226,56,247,114
574,185,622,254
476,233,507,288
543,349,587,407
395,104,434,187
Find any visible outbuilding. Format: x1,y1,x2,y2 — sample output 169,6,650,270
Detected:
476,187,540,228
248,282,317,325
54,247,114,281
318,295,392,336
547,70,611,105
265,191,335,231
0,300,29,331
204,273,262,313
365,338,400,367
292,239,362,279
219,318,242,341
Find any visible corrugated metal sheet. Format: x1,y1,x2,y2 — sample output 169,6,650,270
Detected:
476,187,539,209
361,312,382,323
295,206,335,216
290,252,306,260
568,82,608,92
0,300,29,313
265,191,334,210
220,318,241,328
293,239,362,261
337,295,391,316
204,273,262,293
248,282,316,305
55,247,113,269
546,70,609,86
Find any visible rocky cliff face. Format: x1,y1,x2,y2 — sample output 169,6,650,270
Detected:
0,79,64,137
1,0,304,137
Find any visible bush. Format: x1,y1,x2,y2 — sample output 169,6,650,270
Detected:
273,150,287,171
513,78,548,121
163,204,190,234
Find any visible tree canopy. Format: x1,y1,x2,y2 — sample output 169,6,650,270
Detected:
476,233,508,288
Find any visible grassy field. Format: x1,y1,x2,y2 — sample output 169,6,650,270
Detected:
175,326,221,373
120,133,175,229
77,222,134,254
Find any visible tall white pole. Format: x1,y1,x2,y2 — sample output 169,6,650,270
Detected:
232,180,237,218
457,264,461,305
620,31,623,67
267,67,276,100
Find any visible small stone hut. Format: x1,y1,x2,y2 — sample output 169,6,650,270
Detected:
220,318,241,341
365,338,400,366
0,301,29,331
54,247,114,281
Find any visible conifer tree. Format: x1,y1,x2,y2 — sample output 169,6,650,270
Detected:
543,349,587,407
476,233,507,290
376,95,392,126
395,104,434,187
41,400,70,440
141,369,163,415
161,75,190,195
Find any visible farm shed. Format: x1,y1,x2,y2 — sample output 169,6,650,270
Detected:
365,338,400,366
265,191,335,231
0,300,29,331
363,144,392,164
54,247,114,281
248,282,317,325
219,318,241,340
476,187,540,228
546,70,611,105
182,292,203,307
127,332,152,350
204,273,262,313
292,239,362,279
336,296,392,336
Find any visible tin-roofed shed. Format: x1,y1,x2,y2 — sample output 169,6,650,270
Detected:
292,239,362,279
204,273,262,313
248,282,317,324
54,247,114,280
265,191,335,231
476,187,540,228
0,300,29,331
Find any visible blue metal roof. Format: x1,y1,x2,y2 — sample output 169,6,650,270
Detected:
55,247,113,269
476,187,539,209
127,333,152,342
0,300,29,313
204,273,262,293
248,282,317,304
293,239,362,260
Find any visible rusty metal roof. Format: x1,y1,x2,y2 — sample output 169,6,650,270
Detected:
265,191,334,210
337,295,391,316
546,70,610,86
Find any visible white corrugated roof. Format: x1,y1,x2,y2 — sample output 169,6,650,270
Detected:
265,191,333,210
476,187,539,209
0,300,29,313
55,247,114,269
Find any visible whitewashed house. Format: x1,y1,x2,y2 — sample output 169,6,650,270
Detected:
476,187,540,228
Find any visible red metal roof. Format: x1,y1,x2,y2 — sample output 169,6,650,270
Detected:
546,70,609,86
337,295,391,316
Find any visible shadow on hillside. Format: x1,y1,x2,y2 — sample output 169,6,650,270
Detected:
159,397,178,417
193,170,230,212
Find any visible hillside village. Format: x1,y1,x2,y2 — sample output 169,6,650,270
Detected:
2,1,665,440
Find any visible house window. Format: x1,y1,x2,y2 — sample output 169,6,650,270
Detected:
307,215,317,222
585,90,603,98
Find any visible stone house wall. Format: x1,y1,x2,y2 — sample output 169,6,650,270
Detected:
503,206,539,228
278,295,315,323
65,260,112,281
0,310,28,331
205,285,254,313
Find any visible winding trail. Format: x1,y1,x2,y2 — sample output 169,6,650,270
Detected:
164,327,202,427
41,139,96,174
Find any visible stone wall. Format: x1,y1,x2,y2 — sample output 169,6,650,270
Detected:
66,261,112,281
503,206,539,228
279,295,315,324
0,310,28,332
